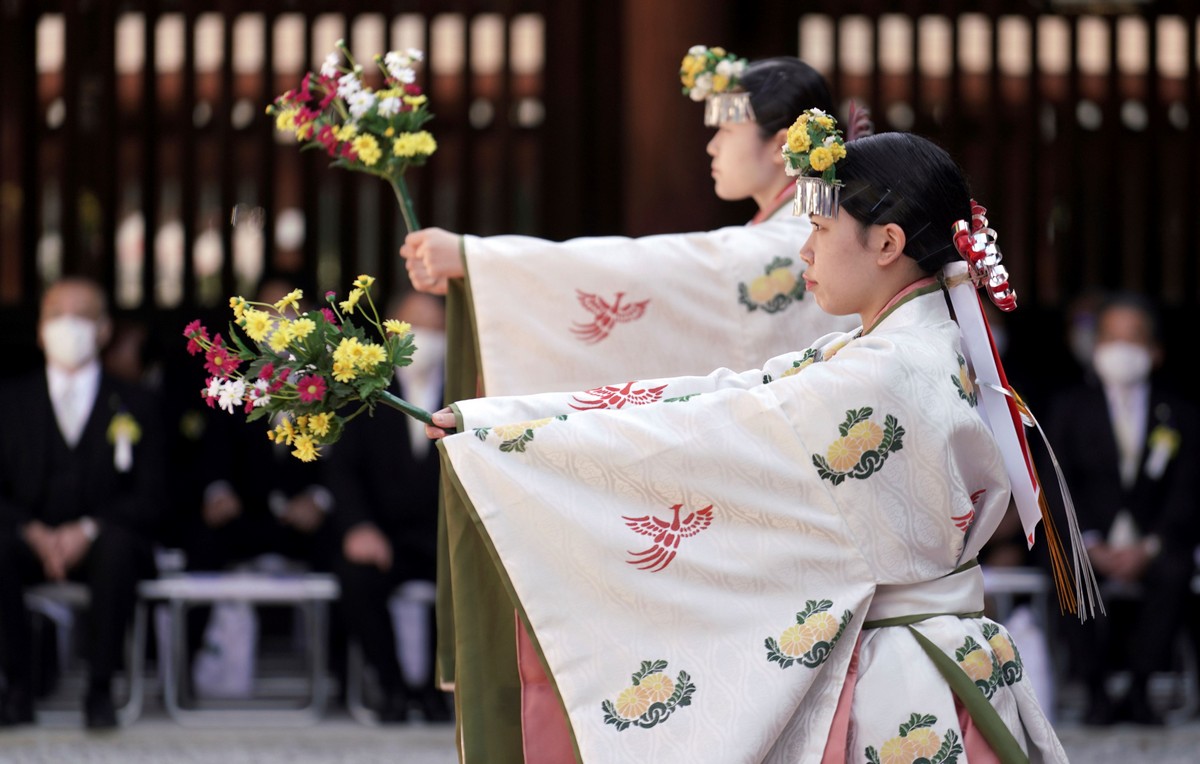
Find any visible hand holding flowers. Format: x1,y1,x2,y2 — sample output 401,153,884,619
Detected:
183,275,431,462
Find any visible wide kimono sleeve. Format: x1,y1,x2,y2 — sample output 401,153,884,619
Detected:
450,345,843,434
438,348,903,764
460,213,857,397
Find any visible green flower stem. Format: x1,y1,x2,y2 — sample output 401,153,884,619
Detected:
379,389,433,425
390,176,421,234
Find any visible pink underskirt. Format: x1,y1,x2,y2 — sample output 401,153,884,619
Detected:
517,613,575,763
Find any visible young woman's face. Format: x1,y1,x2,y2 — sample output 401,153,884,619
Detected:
705,122,782,202
798,211,878,317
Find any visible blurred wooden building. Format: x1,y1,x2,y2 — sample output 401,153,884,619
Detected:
1,1,1197,388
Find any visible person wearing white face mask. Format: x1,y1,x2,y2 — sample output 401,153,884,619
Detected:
1042,291,1200,726
0,277,167,730
322,290,450,723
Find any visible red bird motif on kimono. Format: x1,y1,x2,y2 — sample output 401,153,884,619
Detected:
570,381,669,410
953,489,987,532
623,504,714,572
570,290,650,344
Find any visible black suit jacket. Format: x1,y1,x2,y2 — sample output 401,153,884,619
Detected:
323,376,441,580
1044,377,1200,557
0,369,168,539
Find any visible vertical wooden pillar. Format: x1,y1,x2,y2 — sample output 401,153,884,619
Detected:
64,0,118,289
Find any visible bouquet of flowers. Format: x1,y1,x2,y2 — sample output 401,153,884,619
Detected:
183,275,431,462
781,108,847,184
679,45,747,102
268,41,435,233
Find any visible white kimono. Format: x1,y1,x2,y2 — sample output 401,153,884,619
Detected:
461,200,858,397
441,280,1068,763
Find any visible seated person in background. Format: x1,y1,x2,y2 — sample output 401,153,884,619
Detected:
0,276,167,729
1043,291,1200,726
324,290,449,722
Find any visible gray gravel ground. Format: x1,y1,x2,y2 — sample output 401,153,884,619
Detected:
0,711,1198,763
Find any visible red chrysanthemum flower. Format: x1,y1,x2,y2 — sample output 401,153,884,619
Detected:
183,319,209,355
296,374,328,403
260,362,276,380
203,335,241,378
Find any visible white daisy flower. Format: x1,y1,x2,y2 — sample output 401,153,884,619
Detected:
320,53,340,79
337,72,362,99
216,379,246,413
377,96,401,117
250,379,272,408
347,90,376,119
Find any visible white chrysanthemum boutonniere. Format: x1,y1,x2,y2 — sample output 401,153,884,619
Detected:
107,412,142,473
1145,423,1180,479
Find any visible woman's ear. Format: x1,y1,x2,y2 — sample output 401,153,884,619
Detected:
875,223,907,266
768,127,788,166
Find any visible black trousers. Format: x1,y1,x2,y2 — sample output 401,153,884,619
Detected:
1061,551,1194,694
332,555,433,694
0,524,151,690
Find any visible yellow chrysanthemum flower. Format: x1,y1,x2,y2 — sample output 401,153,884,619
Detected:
638,672,675,703
334,124,358,142
332,336,363,366
786,121,811,154
332,359,358,383
268,325,293,353
340,288,364,315
271,418,298,446
830,142,847,160
711,74,729,92
816,115,835,130
353,274,375,289
960,648,994,682
845,420,884,453
274,108,298,133
242,309,274,343
291,317,316,340
825,437,862,473
295,120,315,141
229,296,248,321
292,434,319,462
809,146,834,172
779,624,814,657
307,412,334,438
384,319,411,336
358,343,387,371
710,46,726,57
274,289,303,314
802,611,840,643
353,134,382,166
988,634,1016,665
393,131,437,158
613,686,650,721
402,94,427,107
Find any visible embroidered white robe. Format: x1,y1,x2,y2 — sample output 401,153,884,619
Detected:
442,282,1068,763
461,201,858,396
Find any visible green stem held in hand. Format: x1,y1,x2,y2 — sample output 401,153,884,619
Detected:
378,389,434,425
390,176,421,234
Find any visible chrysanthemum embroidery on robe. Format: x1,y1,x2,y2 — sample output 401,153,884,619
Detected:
764,600,852,669
601,660,696,731
738,257,808,314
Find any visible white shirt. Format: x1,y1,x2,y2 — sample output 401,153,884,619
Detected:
397,362,443,458
1102,379,1150,489
46,360,101,448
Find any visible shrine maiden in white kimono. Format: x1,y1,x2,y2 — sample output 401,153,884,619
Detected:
439,274,1069,762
